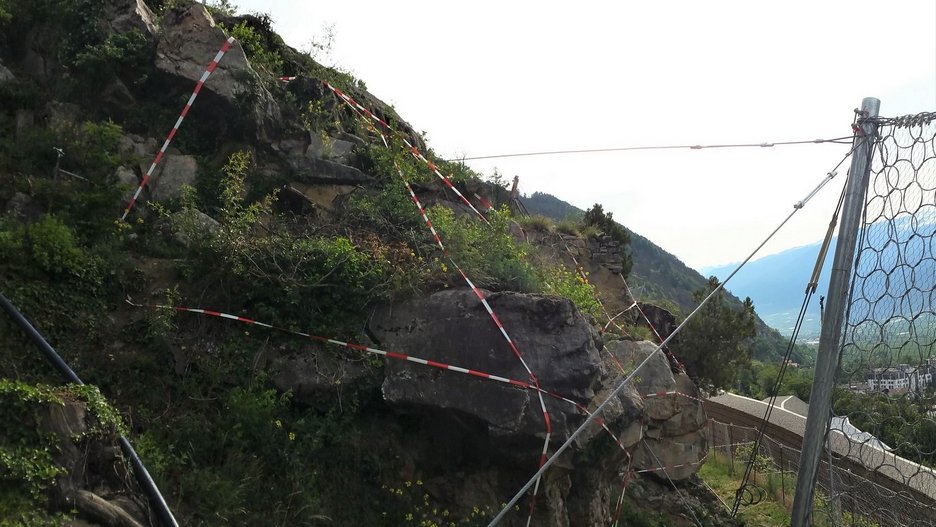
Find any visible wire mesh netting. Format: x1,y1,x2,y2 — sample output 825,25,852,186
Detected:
707,419,930,527
829,111,936,526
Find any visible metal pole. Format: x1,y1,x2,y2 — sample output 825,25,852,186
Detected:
0,292,180,527
790,97,880,526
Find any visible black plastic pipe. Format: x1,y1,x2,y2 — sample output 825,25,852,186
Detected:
0,291,180,527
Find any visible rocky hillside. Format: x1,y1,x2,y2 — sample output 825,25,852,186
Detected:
0,1,740,525
522,191,797,363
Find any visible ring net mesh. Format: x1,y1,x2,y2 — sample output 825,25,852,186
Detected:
827,111,936,526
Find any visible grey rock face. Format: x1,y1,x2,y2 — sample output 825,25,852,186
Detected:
607,340,707,479
369,290,603,445
363,290,709,524
148,154,198,202
155,4,281,142
269,343,372,410
106,0,158,36
290,155,372,185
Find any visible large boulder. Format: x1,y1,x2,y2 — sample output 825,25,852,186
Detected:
148,154,198,201
155,4,280,142
607,340,707,480
106,0,158,37
363,290,709,525
288,155,372,185
269,342,373,410
369,289,604,450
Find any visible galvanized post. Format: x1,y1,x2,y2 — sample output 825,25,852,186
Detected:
790,97,880,527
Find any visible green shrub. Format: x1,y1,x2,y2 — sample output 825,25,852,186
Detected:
220,19,283,76
428,206,539,292
540,265,601,319
517,214,555,232
69,30,154,98
25,215,86,275
556,218,580,236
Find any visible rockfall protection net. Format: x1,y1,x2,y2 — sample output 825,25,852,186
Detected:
827,111,936,526
707,419,931,526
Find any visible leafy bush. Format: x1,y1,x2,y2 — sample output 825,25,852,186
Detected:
25,215,87,276
1,215,103,282
428,206,539,292
673,277,756,391
69,30,154,99
220,19,283,76
541,265,600,319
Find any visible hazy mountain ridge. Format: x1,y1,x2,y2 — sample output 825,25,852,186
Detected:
700,240,833,340
700,215,934,341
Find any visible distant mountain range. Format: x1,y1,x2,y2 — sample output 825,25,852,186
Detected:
700,240,834,341
700,215,935,342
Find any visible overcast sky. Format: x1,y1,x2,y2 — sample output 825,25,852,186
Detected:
235,0,936,270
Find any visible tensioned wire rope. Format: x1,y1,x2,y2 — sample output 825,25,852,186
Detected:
487,142,860,526
730,132,867,517
447,136,855,161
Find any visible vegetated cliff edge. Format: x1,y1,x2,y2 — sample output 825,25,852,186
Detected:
0,1,737,525
523,191,796,363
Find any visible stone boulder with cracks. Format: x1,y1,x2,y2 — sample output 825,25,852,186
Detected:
155,4,281,143
361,288,708,526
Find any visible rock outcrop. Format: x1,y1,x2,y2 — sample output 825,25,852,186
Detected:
43,400,149,527
370,289,603,448
155,4,281,142
357,289,708,525
607,340,707,480
587,232,626,274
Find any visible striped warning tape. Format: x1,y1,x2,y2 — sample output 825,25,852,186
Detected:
126,297,637,452
121,36,235,220
342,102,553,525
320,81,583,526
323,81,490,224
128,295,650,525
473,192,494,212
125,297,535,389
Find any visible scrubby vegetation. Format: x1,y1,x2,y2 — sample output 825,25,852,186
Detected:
0,1,781,524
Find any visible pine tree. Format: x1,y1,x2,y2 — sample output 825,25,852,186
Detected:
675,276,756,391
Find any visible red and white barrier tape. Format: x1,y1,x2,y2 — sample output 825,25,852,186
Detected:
128,295,651,525
323,81,490,224
126,297,538,389
127,297,635,451
473,192,494,212
121,37,235,220
338,99,551,524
